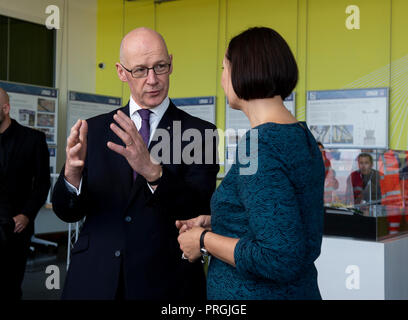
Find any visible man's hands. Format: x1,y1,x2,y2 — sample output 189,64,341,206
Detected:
13,214,29,233
65,119,88,189
107,110,161,183
175,215,211,234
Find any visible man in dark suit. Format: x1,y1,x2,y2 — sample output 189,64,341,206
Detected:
0,87,51,299
52,27,219,300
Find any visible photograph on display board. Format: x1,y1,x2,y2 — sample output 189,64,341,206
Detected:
36,127,55,143
37,98,56,113
48,147,56,158
332,125,354,144
310,125,331,144
48,147,56,174
362,109,379,146
363,129,376,146
36,113,55,127
18,109,35,127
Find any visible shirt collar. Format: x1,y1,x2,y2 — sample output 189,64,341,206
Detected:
129,96,170,120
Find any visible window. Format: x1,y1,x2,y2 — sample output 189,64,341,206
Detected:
0,15,55,87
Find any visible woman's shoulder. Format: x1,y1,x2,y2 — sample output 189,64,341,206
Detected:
244,122,312,155
248,122,322,174
247,121,307,140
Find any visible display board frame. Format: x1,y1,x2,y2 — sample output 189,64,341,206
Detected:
172,96,216,125
306,88,389,149
0,80,59,174
67,90,122,139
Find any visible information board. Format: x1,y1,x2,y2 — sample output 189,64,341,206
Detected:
67,91,122,138
172,96,216,125
307,88,388,149
0,80,59,145
224,93,296,173
225,92,296,131
0,80,59,174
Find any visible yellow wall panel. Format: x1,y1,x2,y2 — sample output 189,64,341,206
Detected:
124,1,155,34
122,1,156,104
155,0,224,168
296,0,308,120
307,0,391,90
227,0,298,52
155,0,219,99
95,0,408,150
226,0,299,118
96,0,123,98
389,0,408,149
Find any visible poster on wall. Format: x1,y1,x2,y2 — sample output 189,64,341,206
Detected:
172,96,216,125
0,80,59,145
67,91,122,138
225,92,296,131
306,88,389,149
224,92,296,173
48,147,57,175
0,80,59,174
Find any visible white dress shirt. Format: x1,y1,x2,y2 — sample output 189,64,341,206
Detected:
129,95,170,145
65,96,170,195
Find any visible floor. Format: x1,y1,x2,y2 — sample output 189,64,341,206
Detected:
21,240,67,300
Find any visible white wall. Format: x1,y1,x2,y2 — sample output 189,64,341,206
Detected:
0,0,61,25
0,0,97,171
0,0,97,234
57,0,97,172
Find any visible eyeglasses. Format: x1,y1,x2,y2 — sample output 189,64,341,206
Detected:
120,63,171,78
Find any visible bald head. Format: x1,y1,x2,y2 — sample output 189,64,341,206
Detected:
0,87,11,132
116,27,172,109
0,87,9,106
119,27,169,65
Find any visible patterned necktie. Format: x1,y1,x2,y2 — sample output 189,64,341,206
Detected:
133,109,151,181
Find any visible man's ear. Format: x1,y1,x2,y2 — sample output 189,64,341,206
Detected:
168,54,173,75
116,63,128,82
3,103,10,116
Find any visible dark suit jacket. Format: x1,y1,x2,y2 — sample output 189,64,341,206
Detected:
52,101,219,300
0,119,50,235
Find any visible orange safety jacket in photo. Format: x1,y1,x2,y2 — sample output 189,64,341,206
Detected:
378,150,403,234
401,151,408,208
378,150,403,207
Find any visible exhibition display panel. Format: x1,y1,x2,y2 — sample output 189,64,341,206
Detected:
317,148,408,299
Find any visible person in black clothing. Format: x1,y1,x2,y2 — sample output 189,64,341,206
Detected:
0,87,51,299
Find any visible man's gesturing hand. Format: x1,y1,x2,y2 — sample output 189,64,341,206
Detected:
107,110,161,183
64,119,88,188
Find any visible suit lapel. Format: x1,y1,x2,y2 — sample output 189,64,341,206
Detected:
149,102,178,153
107,104,133,198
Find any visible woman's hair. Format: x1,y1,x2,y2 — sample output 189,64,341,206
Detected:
225,26,298,101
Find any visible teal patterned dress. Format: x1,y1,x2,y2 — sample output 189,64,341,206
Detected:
207,122,325,300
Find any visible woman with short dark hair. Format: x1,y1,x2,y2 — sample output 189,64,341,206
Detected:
177,27,325,300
